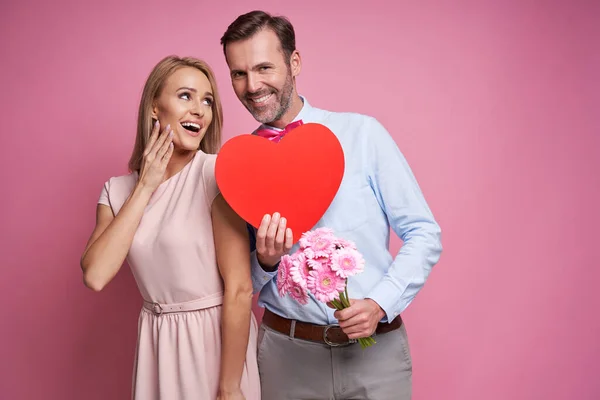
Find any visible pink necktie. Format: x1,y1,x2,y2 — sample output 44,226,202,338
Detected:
255,120,304,143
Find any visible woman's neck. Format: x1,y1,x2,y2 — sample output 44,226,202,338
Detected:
164,149,196,180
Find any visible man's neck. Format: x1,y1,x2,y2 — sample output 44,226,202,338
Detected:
270,93,304,129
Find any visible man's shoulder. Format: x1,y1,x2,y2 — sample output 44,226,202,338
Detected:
311,106,385,141
312,105,378,126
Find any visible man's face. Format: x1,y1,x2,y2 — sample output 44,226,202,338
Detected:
225,28,300,125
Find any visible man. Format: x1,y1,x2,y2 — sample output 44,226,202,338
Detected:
220,10,442,400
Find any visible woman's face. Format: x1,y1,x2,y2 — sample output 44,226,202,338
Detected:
152,67,214,152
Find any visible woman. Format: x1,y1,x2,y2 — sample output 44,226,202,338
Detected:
80,55,260,400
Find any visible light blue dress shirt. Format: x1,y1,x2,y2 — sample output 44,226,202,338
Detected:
249,97,442,325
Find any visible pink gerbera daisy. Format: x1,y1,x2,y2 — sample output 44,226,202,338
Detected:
307,267,346,303
302,247,316,259
306,255,330,272
311,235,336,258
299,227,335,249
331,247,365,278
289,253,310,288
277,255,294,297
288,280,309,305
334,237,357,251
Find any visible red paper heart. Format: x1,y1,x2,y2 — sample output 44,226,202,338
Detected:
215,123,345,239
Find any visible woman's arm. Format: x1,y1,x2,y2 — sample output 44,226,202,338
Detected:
80,122,173,291
212,194,253,398
80,185,154,291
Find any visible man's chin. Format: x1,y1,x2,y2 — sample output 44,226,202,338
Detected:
250,110,276,124
244,100,282,124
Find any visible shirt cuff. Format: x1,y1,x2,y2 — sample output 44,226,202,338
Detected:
250,252,278,293
366,279,403,323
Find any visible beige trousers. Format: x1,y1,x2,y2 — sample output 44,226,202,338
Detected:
256,322,412,400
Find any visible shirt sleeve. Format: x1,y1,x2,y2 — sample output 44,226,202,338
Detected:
364,117,443,322
250,251,278,294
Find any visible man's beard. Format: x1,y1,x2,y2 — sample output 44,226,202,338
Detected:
244,72,294,124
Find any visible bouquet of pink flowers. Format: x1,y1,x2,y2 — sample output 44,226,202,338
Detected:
277,227,376,348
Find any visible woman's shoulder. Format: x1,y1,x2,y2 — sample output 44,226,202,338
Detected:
193,151,219,206
104,172,138,193
98,172,138,213
190,151,217,177
195,150,217,166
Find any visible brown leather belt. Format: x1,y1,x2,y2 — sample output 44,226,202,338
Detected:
262,309,402,347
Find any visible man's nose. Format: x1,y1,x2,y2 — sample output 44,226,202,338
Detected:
246,73,261,94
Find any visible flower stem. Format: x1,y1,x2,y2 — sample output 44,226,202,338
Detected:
338,284,377,349
331,298,344,310
357,336,377,349
339,282,351,308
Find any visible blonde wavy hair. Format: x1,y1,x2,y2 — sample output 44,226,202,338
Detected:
128,56,223,172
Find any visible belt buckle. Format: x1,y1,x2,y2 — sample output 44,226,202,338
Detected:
323,324,353,347
152,302,163,315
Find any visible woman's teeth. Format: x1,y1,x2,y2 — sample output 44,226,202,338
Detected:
181,122,200,132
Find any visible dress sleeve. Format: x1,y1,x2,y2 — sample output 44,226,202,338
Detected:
203,155,221,208
98,180,111,207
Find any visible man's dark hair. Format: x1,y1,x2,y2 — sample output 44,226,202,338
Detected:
220,10,296,64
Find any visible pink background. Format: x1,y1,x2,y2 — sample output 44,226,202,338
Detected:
1,0,599,399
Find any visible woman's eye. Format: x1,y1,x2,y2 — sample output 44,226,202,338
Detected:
179,92,191,100
203,98,213,106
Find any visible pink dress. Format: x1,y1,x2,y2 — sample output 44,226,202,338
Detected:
98,151,261,400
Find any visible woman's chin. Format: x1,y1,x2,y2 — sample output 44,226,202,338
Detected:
175,137,202,152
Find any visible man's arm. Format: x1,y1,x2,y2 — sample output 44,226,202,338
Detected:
247,214,293,294
250,250,278,294
365,117,443,321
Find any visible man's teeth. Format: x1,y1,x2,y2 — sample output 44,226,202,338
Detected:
181,122,200,131
251,94,271,103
